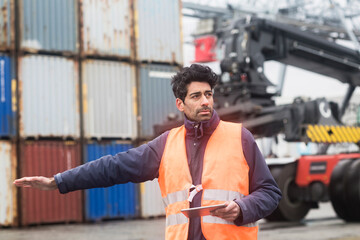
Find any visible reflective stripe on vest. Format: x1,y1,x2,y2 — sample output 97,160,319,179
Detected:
167,213,189,226
203,189,244,201
163,189,188,207
202,216,257,228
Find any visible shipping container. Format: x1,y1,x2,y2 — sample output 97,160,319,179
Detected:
82,60,137,139
139,64,179,138
0,55,16,137
19,0,78,53
84,141,139,221
0,141,17,226
0,0,14,50
20,141,82,225
19,55,80,138
134,0,183,64
140,179,165,218
81,0,132,58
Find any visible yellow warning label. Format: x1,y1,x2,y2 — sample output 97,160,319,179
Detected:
306,124,360,143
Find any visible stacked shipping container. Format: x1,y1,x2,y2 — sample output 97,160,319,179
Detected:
0,0,182,226
0,55,16,137
134,0,183,64
84,142,139,221
20,141,82,225
0,141,17,226
81,0,132,58
80,0,138,221
18,0,78,53
82,60,137,139
19,55,80,138
139,64,179,138
0,0,14,50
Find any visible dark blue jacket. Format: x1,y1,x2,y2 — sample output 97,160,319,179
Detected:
55,110,281,240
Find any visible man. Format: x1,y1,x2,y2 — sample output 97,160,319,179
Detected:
14,64,281,240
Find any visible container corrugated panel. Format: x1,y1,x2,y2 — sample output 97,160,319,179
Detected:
20,141,82,225
0,56,16,137
85,141,139,221
82,60,136,139
0,141,17,226
0,0,14,50
81,0,132,57
140,179,165,218
139,64,179,138
135,0,183,64
19,0,78,53
19,55,80,138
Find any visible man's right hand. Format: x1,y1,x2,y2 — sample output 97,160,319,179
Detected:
13,176,58,191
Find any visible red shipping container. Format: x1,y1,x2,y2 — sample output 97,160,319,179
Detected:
20,141,83,225
194,35,217,62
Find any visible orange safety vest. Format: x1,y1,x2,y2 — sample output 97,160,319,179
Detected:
158,120,258,240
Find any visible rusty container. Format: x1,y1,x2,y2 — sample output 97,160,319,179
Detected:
134,0,183,64
18,55,80,139
81,0,132,58
0,0,15,50
18,0,78,53
0,141,17,226
19,141,83,225
82,60,137,139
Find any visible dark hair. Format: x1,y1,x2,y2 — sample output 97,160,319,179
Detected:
171,64,218,102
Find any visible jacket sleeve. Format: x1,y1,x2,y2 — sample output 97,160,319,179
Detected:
234,127,282,225
54,131,169,194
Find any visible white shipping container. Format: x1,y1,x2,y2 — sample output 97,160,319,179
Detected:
0,141,17,226
82,60,137,139
140,179,165,218
82,0,132,57
135,0,183,64
19,55,80,138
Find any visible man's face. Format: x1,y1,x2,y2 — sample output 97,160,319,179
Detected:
176,81,214,122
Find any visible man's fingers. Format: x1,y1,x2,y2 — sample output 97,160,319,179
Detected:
14,177,44,187
210,201,240,221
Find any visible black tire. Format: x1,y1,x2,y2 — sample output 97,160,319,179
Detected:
344,159,360,221
266,163,311,221
329,159,353,221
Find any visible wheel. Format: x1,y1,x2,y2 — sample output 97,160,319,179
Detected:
329,159,353,221
344,159,360,221
266,163,311,221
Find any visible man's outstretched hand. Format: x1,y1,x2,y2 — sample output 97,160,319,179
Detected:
13,176,58,191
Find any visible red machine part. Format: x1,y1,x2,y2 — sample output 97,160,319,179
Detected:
296,153,360,187
194,35,217,62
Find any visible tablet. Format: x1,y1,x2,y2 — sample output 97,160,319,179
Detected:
181,203,227,218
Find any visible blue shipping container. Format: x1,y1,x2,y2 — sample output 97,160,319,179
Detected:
19,0,78,53
0,56,15,137
85,142,139,221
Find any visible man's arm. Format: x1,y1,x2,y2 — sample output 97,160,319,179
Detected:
233,127,282,225
14,132,169,193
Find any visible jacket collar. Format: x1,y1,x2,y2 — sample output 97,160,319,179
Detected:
184,110,220,139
